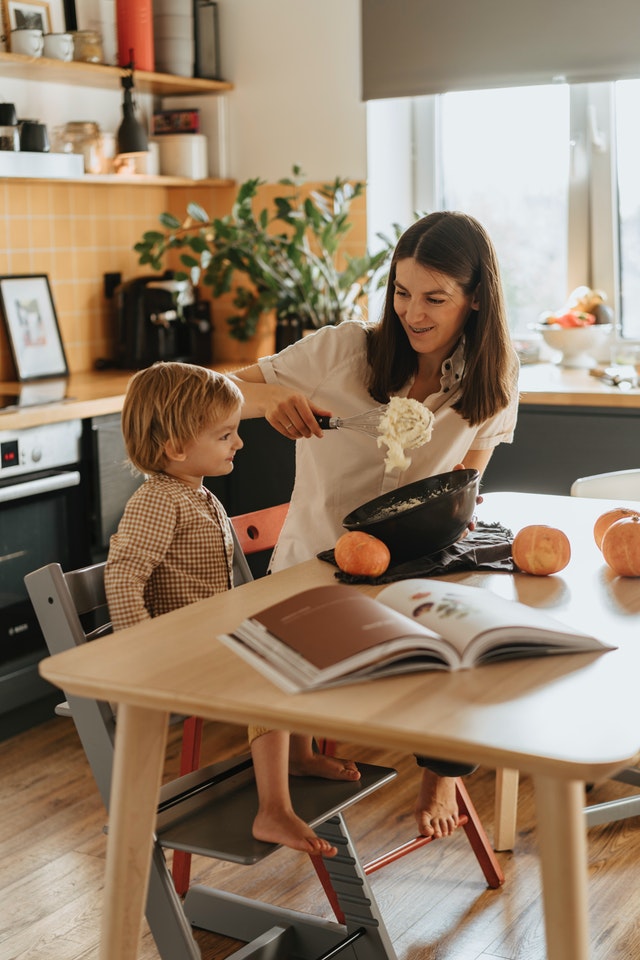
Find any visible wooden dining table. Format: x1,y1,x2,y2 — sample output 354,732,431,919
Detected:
40,491,640,960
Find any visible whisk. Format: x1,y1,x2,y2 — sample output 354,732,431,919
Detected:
314,407,387,438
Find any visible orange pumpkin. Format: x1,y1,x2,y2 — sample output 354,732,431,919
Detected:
512,524,571,576
601,515,640,577
593,507,640,550
334,531,391,577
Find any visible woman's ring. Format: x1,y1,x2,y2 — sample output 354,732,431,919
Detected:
286,422,294,430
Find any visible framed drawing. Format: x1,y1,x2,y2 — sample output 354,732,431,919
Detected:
3,0,66,35
0,274,69,381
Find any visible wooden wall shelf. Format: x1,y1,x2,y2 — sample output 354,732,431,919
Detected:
0,51,233,97
1,174,235,187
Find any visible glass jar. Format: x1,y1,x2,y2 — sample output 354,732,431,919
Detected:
0,125,20,151
72,29,104,63
53,121,104,174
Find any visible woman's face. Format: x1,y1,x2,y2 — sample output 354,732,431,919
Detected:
393,258,478,361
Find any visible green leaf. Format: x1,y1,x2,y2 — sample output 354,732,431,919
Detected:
159,212,181,230
187,202,210,222
141,230,166,243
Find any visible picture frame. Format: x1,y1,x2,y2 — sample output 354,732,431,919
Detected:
3,0,66,37
0,274,69,381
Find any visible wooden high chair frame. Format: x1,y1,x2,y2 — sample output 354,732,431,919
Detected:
25,555,404,960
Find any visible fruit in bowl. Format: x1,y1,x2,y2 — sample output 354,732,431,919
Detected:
538,322,612,368
537,286,613,368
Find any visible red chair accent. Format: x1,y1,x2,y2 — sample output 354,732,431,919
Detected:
310,746,504,923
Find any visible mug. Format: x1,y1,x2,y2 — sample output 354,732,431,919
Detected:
43,32,74,61
10,28,44,57
0,102,18,126
19,119,50,153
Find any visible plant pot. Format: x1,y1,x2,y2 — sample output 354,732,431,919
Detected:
213,311,277,364
275,316,303,352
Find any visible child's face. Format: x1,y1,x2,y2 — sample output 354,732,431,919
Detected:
165,406,243,487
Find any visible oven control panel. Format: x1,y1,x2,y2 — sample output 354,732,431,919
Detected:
0,420,82,478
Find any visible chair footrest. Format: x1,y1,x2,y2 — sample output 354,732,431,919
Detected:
156,755,396,865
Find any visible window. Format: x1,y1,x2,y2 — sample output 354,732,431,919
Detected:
368,81,640,343
615,80,640,340
438,85,569,334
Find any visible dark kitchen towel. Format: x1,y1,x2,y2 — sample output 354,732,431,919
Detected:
317,520,515,585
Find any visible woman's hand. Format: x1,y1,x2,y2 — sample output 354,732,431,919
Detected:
231,367,331,440
265,386,331,440
452,462,483,534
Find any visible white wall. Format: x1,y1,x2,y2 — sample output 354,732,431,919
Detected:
216,0,367,182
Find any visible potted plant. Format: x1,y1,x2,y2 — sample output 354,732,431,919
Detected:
134,166,398,345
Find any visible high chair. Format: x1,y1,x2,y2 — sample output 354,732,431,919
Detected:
26,557,405,960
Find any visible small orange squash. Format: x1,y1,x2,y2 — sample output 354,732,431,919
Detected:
593,507,640,550
512,524,571,576
601,515,640,577
334,531,391,577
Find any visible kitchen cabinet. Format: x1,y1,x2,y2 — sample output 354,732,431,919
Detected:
482,404,640,496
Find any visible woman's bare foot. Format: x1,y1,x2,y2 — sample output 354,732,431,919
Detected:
288,745,361,781
253,807,337,856
414,771,459,838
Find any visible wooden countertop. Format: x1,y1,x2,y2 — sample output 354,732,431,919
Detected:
1,362,639,433
0,366,243,432
518,362,640,409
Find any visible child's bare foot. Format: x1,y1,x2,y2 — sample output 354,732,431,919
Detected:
414,771,459,838
253,807,337,856
289,752,361,781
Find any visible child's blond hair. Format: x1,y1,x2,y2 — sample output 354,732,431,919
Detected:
121,362,243,474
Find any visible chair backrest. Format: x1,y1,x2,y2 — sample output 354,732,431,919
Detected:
570,468,640,500
25,562,117,804
230,502,289,556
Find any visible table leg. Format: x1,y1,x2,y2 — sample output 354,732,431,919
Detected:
494,767,519,851
100,704,169,960
533,775,590,960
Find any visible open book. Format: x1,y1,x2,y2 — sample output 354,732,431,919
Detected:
219,578,615,693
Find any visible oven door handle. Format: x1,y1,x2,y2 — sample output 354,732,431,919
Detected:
0,470,81,504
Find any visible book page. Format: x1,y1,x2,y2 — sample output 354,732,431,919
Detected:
377,578,611,666
250,584,453,670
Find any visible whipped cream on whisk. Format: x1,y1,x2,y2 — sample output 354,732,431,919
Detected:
377,397,435,471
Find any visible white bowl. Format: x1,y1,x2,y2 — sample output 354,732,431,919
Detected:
539,324,612,368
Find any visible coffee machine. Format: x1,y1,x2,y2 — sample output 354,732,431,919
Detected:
112,273,212,369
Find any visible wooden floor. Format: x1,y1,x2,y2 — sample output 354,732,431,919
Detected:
2,714,640,960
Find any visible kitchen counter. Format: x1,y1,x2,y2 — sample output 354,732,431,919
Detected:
517,362,640,408
0,366,243,433
1,362,640,433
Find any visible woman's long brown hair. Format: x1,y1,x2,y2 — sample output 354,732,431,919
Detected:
366,212,515,425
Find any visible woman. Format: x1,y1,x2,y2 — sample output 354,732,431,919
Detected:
231,211,519,838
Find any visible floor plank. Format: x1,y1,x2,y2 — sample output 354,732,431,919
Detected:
2,716,640,959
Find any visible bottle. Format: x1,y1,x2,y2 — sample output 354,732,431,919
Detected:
116,0,154,71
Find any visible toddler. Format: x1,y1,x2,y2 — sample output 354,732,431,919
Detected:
105,361,358,856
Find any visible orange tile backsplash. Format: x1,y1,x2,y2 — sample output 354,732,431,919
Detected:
0,178,367,380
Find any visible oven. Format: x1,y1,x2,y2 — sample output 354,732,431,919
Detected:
0,419,91,729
